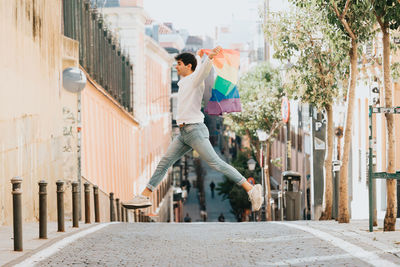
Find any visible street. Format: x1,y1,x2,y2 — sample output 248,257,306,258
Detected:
202,148,237,222
3,1,400,266
183,148,237,223
21,220,400,267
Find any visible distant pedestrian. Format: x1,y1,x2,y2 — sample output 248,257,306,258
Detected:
186,179,191,194
184,213,192,223
210,181,216,198
122,47,263,214
182,188,188,202
200,210,208,222
218,213,225,222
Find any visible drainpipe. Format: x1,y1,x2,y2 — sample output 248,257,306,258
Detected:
77,92,82,220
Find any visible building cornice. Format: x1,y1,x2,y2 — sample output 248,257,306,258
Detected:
145,35,174,64
101,7,149,25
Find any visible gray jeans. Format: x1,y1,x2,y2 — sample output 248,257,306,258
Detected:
146,123,246,191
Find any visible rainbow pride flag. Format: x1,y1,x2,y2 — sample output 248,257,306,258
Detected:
202,49,242,116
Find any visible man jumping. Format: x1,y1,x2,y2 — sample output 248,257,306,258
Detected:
123,46,263,212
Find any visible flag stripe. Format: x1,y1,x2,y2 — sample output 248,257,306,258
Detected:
202,49,240,69
202,48,241,115
214,64,239,85
205,98,242,116
209,87,240,102
214,76,236,96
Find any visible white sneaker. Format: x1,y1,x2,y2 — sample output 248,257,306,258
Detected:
248,184,263,212
122,195,152,209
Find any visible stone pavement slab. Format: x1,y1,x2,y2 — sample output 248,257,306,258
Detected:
0,220,96,267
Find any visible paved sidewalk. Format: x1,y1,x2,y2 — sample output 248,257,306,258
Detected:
0,220,96,266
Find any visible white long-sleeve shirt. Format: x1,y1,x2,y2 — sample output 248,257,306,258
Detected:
176,56,213,125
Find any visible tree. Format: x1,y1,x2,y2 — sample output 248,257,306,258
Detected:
371,0,400,231
224,63,284,221
265,4,349,220
306,0,375,223
216,150,256,221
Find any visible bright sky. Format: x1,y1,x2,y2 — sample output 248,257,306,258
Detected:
143,0,289,36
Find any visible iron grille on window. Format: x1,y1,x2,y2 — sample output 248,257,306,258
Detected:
63,0,133,113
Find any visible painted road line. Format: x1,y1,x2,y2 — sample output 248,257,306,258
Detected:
257,249,400,266
14,223,117,267
257,253,353,266
272,222,398,267
230,234,315,243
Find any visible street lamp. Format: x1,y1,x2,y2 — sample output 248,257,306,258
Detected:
256,129,268,221
247,158,256,171
256,130,268,142
247,158,257,221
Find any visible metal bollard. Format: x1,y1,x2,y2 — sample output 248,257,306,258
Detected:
84,182,91,224
116,198,120,222
56,180,65,232
11,177,23,251
121,205,125,222
72,181,79,227
93,185,100,223
109,192,115,222
38,180,48,239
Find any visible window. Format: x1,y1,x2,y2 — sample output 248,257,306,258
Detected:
172,67,178,82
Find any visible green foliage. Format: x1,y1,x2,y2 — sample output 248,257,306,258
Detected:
220,64,283,221
216,150,260,221
265,4,350,110
372,0,400,30
372,0,400,83
311,0,376,43
224,63,283,140
392,62,400,81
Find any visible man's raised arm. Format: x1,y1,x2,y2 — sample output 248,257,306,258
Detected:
191,46,222,88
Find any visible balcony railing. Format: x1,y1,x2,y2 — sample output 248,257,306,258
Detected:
63,0,133,113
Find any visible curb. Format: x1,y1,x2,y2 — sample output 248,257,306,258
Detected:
4,222,118,267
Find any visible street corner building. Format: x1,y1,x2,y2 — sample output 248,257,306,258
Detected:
0,0,177,227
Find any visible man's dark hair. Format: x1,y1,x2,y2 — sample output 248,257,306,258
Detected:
175,52,197,71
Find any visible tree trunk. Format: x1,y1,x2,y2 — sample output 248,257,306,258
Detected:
381,25,397,231
320,104,334,220
265,142,272,221
338,38,358,223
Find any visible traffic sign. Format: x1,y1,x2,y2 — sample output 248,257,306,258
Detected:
281,97,290,123
247,177,255,185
